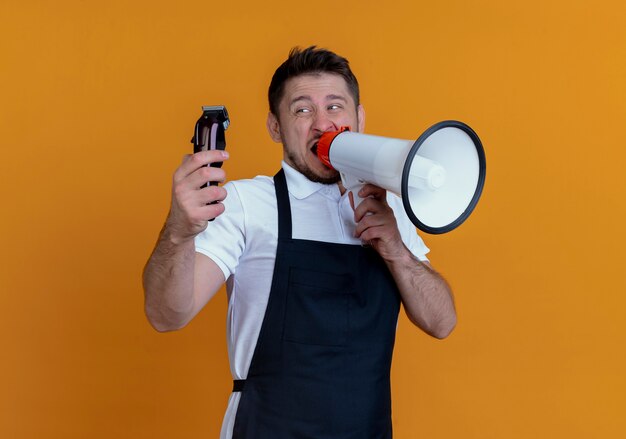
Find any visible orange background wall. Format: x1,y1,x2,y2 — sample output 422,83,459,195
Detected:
1,1,625,438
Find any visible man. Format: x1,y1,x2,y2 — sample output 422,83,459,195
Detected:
143,46,456,439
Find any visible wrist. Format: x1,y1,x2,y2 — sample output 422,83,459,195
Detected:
160,222,196,247
381,242,415,266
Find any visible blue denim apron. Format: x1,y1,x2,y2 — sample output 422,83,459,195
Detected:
232,169,401,438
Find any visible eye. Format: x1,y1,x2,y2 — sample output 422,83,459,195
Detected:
295,107,312,114
328,104,343,111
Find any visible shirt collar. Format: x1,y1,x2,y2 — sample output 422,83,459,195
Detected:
281,161,336,200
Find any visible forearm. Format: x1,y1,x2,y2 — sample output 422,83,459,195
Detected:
385,247,457,339
142,149,229,331
142,223,197,332
350,184,456,338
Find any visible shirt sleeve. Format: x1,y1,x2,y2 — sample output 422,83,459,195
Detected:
387,193,430,262
194,181,246,280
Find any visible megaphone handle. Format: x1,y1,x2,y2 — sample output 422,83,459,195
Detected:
340,172,365,209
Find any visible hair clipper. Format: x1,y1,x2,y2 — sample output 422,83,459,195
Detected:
191,105,230,188
191,105,230,220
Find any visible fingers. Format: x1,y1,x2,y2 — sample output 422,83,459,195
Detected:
197,185,228,206
352,184,389,223
354,207,394,240
184,165,227,191
174,150,229,183
358,184,387,201
354,209,404,258
196,200,226,220
166,150,230,240
172,196,226,226
173,150,228,198
350,184,400,245
173,179,228,210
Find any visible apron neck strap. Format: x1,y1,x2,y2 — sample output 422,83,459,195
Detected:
273,168,292,240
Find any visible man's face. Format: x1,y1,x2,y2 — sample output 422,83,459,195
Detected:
267,72,365,184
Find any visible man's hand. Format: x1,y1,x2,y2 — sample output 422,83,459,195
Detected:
166,150,229,244
142,149,229,332
351,184,406,262
350,183,456,338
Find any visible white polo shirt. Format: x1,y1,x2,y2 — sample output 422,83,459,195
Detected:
195,161,429,439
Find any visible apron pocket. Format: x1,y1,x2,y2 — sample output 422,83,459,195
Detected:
283,268,353,347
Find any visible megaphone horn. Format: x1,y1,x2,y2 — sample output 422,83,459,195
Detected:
317,120,486,234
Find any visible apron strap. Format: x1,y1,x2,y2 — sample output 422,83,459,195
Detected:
233,379,246,392
273,168,292,240
231,170,290,397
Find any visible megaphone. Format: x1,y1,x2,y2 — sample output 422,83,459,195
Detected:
317,120,486,234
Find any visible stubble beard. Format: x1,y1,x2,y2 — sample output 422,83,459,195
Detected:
284,148,341,185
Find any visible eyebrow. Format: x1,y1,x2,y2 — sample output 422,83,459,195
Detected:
326,94,348,102
289,94,348,106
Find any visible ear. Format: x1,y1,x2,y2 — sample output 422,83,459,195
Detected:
356,104,366,133
266,112,282,143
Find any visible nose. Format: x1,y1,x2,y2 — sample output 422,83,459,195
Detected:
311,112,338,134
